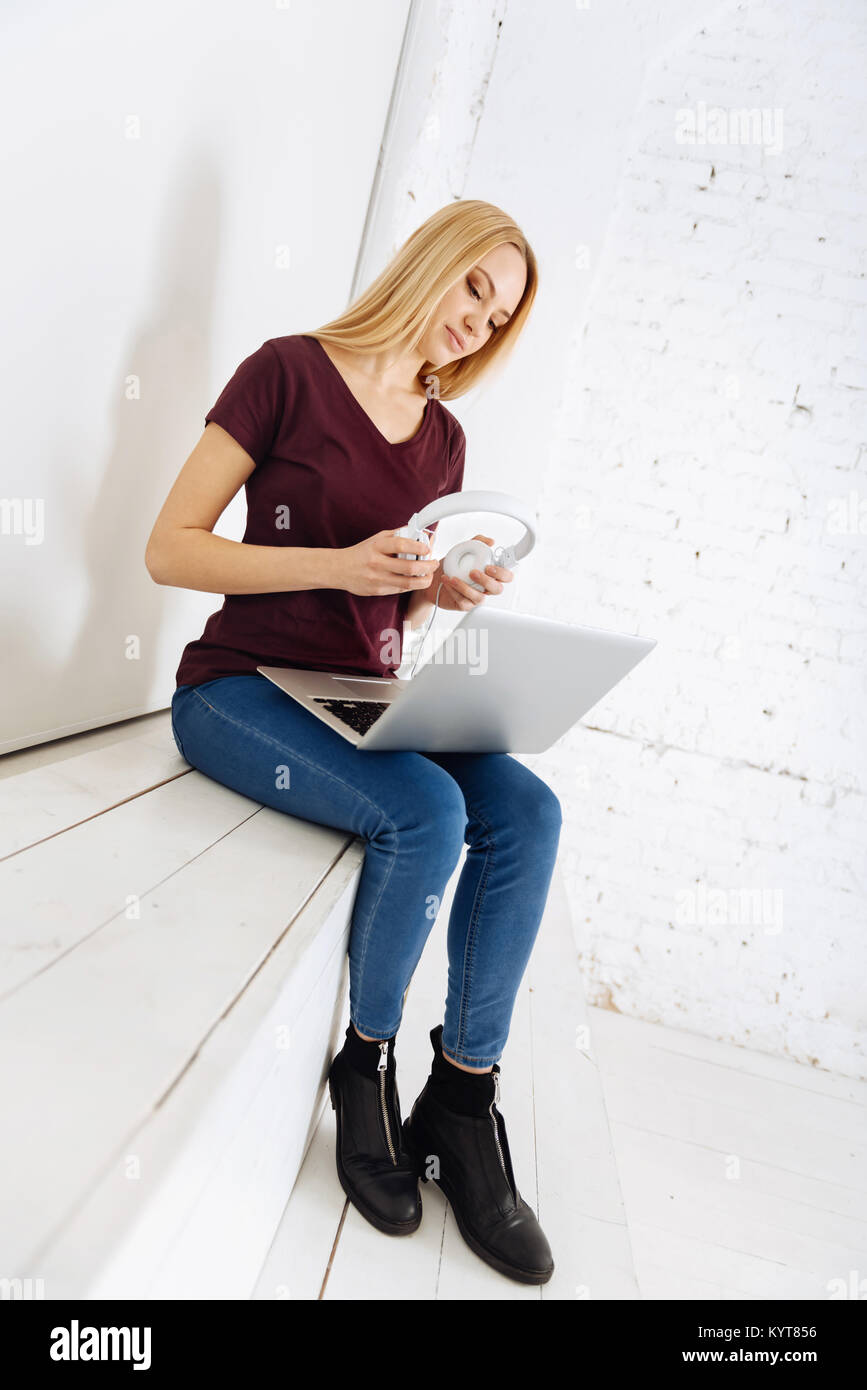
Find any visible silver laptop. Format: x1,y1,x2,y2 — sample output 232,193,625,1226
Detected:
257,606,656,753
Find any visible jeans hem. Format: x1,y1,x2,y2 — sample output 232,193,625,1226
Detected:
350,1016,403,1042
442,1042,500,1069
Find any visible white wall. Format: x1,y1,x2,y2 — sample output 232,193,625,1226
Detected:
502,1,867,1076
531,0,867,1079
0,0,410,752
361,0,866,1076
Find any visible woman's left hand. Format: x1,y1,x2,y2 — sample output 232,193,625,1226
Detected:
433,534,514,612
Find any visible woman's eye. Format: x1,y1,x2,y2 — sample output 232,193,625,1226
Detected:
466,277,498,334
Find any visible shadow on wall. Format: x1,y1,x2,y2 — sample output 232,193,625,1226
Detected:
2,153,224,749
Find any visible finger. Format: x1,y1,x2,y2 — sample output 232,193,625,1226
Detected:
382,530,431,558
444,575,485,607
468,568,503,595
441,584,474,610
482,564,513,582
383,546,433,565
376,569,435,595
391,561,439,583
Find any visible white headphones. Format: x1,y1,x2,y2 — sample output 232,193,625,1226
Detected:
395,489,537,593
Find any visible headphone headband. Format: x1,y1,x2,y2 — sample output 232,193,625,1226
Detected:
409,489,537,563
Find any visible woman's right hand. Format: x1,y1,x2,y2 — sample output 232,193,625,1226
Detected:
335,529,440,597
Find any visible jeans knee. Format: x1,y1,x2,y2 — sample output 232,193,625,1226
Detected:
424,781,468,859
528,775,562,842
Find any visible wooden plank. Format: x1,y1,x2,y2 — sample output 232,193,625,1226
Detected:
0,770,355,995
530,867,639,1300
43,864,361,1298
0,806,355,1274
637,1260,733,1300
627,1221,837,1300
590,1009,867,1141
611,1136,867,1285
597,1069,865,1189
592,1009,867,1299
251,1105,347,1301
0,712,171,783
0,721,187,860
1,773,257,993
610,1123,867,1232
590,1006,867,1105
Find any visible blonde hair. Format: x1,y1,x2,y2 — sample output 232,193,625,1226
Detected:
301,199,537,401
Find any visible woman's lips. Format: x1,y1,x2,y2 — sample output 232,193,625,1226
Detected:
446,325,464,351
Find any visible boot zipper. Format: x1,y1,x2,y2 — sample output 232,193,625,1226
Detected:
489,1070,509,1184
378,1041,397,1165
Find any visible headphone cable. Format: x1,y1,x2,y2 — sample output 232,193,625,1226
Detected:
408,579,446,680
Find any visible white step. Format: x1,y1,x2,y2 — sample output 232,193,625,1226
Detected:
0,721,186,860
0,712,362,1298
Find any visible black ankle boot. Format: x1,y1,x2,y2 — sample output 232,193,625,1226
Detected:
327,1024,422,1235
402,1025,554,1284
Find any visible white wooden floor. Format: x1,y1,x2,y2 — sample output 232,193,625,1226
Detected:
252,864,867,1301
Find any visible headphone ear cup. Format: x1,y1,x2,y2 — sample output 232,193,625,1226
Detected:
443,539,494,590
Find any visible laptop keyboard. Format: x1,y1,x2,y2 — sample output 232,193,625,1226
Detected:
312,698,390,737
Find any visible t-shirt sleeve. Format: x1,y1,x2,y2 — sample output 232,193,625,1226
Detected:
204,339,286,467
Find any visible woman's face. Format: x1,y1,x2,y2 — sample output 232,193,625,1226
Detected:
422,242,528,368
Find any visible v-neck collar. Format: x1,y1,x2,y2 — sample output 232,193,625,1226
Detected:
304,334,433,450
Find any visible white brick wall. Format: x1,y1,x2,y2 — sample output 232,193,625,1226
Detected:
521,1,867,1078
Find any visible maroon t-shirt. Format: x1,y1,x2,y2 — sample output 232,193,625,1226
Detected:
175,334,466,688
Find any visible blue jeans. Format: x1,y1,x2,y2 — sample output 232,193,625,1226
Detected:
170,674,562,1067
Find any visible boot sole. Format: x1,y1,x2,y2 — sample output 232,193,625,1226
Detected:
328,1075,422,1237
403,1115,554,1285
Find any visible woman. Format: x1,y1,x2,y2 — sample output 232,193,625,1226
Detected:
145,200,562,1286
